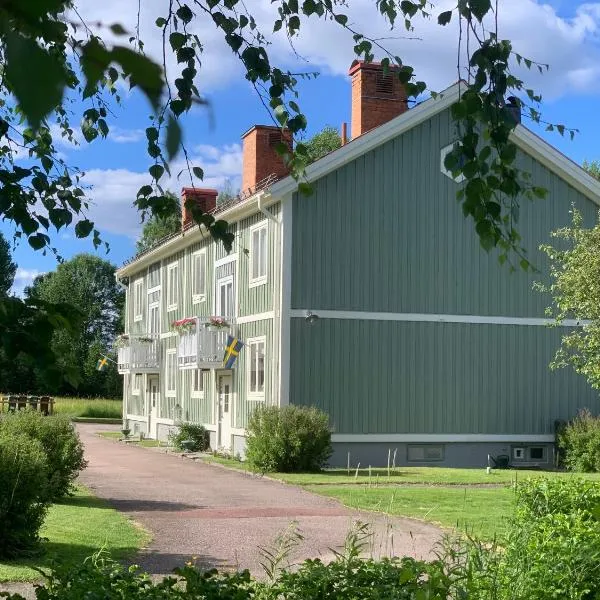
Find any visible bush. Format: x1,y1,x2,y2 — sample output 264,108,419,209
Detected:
558,409,600,472
0,411,86,501
0,432,50,558
245,404,332,472
169,422,210,452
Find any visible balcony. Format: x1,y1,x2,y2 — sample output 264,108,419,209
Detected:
175,317,236,369
116,334,160,374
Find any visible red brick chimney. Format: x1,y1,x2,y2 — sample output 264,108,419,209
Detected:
349,61,408,140
181,188,218,230
241,125,292,196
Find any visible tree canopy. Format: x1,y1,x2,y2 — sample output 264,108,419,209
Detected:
0,233,16,297
136,191,182,254
305,126,342,164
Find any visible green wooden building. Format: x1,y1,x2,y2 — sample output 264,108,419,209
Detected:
116,62,600,468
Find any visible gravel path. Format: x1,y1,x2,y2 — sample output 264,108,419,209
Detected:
1,423,441,596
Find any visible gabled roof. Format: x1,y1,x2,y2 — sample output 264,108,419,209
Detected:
117,81,600,277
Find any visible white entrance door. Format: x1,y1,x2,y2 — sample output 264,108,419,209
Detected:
217,373,233,450
147,375,159,438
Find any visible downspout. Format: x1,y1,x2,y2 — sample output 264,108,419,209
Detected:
115,273,128,424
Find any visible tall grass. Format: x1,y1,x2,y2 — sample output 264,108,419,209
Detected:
52,397,122,419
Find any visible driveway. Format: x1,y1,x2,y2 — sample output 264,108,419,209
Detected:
76,424,441,576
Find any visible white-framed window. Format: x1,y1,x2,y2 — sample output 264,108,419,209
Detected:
191,369,204,398
166,350,177,397
148,302,160,335
216,276,234,318
132,373,142,395
407,445,445,462
440,142,466,183
134,279,143,321
247,336,266,397
167,262,179,312
191,250,207,303
249,221,268,286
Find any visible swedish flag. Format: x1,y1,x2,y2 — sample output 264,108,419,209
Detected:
96,357,109,371
223,335,244,369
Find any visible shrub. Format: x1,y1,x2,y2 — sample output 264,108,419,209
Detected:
245,404,332,472
169,422,210,452
0,432,50,558
0,411,86,501
558,408,600,472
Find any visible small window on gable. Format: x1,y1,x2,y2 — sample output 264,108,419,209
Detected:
134,280,143,321
167,263,178,311
440,142,466,183
249,222,268,286
191,369,204,397
407,445,445,462
248,337,266,397
192,251,206,303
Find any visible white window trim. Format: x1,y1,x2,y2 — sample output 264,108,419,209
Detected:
133,280,143,322
148,301,160,336
440,142,466,183
247,335,266,400
215,275,235,318
248,221,268,288
167,262,179,312
166,349,177,398
132,373,142,396
191,369,205,399
191,249,207,305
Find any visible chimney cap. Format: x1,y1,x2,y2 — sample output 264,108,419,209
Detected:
241,124,287,140
181,187,219,196
348,60,399,76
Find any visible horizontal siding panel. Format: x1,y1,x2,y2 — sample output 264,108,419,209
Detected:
289,318,600,435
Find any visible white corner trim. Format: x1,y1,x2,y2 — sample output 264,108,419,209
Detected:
236,311,274,324
331,434,555,443
512,126,600,208
279,194,293,407
290,309,587,328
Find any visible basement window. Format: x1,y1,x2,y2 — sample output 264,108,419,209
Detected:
513,447,525,460
529,447,546,461
407,445,445,462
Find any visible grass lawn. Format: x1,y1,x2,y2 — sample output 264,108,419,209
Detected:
97,430,162,448
53,397,122,419
0,487,149,582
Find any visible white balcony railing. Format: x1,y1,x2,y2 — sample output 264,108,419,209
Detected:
176,317,236,369
117,334,160,374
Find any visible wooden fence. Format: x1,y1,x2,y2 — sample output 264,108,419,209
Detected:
0,395,55,415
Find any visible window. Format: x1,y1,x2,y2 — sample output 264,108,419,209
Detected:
148,303,160,335
167,263,178,311
513,447,525,460
440,142,466,183
407,445,445,462
191,369,204,398
249,222,268,285
191,251,206,303
248,337,266,397
132,373,142,395
134,280,143,321
166,350,177,397
529,447,546,461
216,276,234,318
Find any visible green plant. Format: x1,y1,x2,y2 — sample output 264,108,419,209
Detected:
558,409,600,472
245,405,332,473
168,422,209,452
0,432,50,558
0,411,86,501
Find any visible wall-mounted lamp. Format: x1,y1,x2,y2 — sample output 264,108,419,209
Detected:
305,311,319,324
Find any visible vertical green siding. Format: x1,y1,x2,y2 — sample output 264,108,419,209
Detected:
291,108,597,317
290,318,600,435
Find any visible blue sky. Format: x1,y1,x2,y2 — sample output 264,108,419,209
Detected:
4,0,600,294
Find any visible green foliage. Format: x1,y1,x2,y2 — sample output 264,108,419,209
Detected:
26,254,124,397
558,409,600,472
583,160,600,181
245,404,332,472
0,232,17,297
304,126,342,163
136,191,182,254
169,422,210,452
0,432,50,558
0,411,86,501
537,208,600,389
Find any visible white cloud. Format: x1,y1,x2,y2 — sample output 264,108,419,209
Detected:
109,127,145,143
80,143,243,238
74,1,600,99
11,268,45,297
